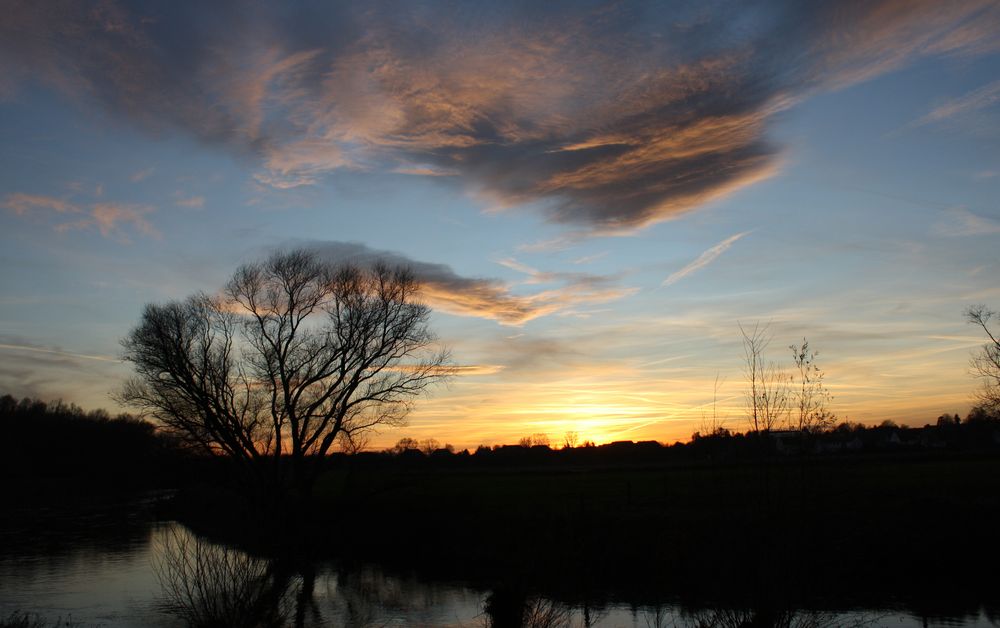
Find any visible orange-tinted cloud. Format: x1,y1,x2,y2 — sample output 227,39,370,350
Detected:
2,193,79,216
130,167,154,182
808,1,1000,87
301,241,637,326
175,196,205,209
914,79,1000,126
2,192,158,241
85,203,158,239
391,363,505,377
3,1,997,230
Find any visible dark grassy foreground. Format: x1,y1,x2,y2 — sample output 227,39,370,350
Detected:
171,450,1000,617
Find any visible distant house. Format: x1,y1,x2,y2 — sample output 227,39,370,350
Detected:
919,431,945,449
398,448,424,462
634,440,663,452
766,429,802,454
815,440,843,454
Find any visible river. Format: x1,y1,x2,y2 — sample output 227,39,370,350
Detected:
1,492,996,627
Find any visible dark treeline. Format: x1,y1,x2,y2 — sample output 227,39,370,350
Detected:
6,391,1000,483
0,394,209,559
1,394,199,493
349,404,1000,471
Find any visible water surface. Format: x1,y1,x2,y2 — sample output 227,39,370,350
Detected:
1,495,996,627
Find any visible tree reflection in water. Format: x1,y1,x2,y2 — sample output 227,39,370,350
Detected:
151,526,454,627
151,526,887,628
153,526,297,628
481,594,573,628
682,609,838,628
655,607,880,628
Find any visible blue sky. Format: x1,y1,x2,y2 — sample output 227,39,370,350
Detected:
1,1,998,447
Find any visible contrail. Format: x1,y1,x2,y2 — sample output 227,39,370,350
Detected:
662,231,751,287
0,343,121,363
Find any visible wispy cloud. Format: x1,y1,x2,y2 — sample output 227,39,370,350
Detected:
0,342,120,363
496,256,626,290
933,207,1000,237
2,2,997,231
392,165,459,177
572,251,608,265
662,231,751,287
85,203,158,240
517,234,585,253
451,364,505,376
915,79,1000,126
2,193,158,241
3,193,79,215
175,195,205,209
255,138,350,189
130,167,154,182
0,336,128,409
299,241,636,326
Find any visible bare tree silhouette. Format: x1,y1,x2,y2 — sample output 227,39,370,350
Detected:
966,304,1000,411
119,249,452,501
789,339,835,433
519,433,551,448
419,438,441,455
699,374,730,437
740,322,790,434
563,431,579,449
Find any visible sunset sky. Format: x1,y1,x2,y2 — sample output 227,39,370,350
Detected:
1,1,999,449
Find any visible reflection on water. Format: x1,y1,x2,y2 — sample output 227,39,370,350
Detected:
154,526,294,627
151,527,484,627
1,497,999,627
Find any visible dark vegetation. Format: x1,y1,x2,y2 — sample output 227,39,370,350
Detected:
0,393,196,494
166,405,1000,619
0,394,204,559
6,391,1000,624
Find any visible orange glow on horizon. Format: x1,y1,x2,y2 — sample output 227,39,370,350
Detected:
368,356,978,452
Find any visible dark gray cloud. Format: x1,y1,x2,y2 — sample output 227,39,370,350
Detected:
296,241,636,325
3,1,997,230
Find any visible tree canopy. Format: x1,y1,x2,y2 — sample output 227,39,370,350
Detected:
119,249,452,490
